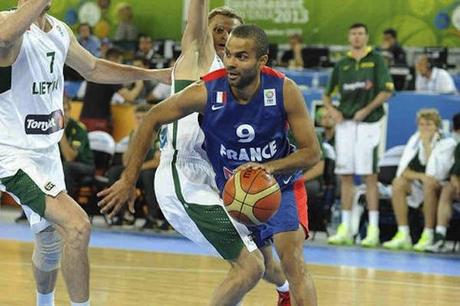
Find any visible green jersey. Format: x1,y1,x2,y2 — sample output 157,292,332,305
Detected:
64,118,94,166
451,143,460,176
326,47,394,122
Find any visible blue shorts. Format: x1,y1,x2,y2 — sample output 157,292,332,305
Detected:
251,179,309,247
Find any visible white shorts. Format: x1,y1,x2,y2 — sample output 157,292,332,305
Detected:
0,145,65,233
155,152,257,260
335,120,381,175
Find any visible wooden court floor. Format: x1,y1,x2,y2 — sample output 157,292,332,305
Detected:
0,240,459,306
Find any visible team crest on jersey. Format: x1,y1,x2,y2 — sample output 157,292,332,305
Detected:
212,91,227,111
264,89,276,106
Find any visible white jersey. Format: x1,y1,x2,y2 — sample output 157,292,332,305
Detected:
0,15,70,150
159,54,224,159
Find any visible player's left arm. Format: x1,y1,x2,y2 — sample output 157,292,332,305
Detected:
63,24,171,85
354,54,393,121
264,78,321,175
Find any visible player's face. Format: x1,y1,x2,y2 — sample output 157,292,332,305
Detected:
320,110,335,128
348,27,368,49
417,118,438,138
224,36,267,89
209,15,242,59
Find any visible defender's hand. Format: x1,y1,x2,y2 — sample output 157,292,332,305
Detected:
97,178,136,218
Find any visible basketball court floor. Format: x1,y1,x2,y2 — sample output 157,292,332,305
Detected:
1,209,459,306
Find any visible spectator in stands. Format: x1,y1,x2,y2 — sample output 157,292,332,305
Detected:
114,2,138,42
99,37,112,59
317,107,336,147
426,113,460,252
77,23,101,57
324,23,394,248
415,55,457,94
383,109,457,251
79,48,145,133
280,33,305,69
135,35,156,67
60,97,95,200
106,104,165,229
380,28,407,66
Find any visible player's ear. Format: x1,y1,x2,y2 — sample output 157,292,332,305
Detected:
259,54,268,66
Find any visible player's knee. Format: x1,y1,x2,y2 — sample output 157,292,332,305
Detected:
423,176,439,191
65,216,91,249
33,227,63,272
392,177,406,191
245,251,265,283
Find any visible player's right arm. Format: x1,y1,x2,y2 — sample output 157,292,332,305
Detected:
97,82,208,218
0,1,51,64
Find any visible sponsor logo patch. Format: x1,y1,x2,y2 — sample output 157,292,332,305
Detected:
24,110,64,135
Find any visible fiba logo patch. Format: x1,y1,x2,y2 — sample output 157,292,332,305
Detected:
264,89,276,106
44,181,56,192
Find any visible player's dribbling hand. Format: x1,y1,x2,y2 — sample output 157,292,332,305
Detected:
97,178,137,219
235,162,273,174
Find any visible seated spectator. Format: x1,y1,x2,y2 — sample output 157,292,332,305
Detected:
383,109,457,251
106,104,165,229
79,48,144,133
114,2,138,42
135,35,156,68
77,23,101,57
99,37,113,59
280,33,305,69
317,107,336,147
60,97,95,200
380,28,407,66
427,113,460,252
415,55,457,94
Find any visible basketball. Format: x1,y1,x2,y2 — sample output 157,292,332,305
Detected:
223,168,281,226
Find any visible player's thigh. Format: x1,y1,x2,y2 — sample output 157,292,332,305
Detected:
273,227,305,266
44,192,90,233
334,121,357,174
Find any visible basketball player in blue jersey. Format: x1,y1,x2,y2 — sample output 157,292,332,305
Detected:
101,1,290,305
99,24,320,306
0,1,170,305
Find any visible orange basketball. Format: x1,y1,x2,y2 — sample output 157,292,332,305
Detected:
223,168,281,226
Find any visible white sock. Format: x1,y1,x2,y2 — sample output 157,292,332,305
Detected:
368,210,379,227
341,210,351,228
423,228,434,238
71,301,90,306
435,226,447,237
37,291,54,306
276,280,289,292
398,225,410,236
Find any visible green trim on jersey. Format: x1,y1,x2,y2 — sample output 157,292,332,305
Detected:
170,151,245,260
0,66,12,94
169,79,245,260
372,145,379,174
326,47,394,122
1,169,46,217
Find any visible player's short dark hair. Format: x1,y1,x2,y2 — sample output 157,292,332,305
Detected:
453,113,460,131
208,6,244,24
383,28,397,39
349,22,368,34
231,24,269,58
105,47,123,60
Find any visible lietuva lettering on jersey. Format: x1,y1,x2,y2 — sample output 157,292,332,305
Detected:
220,140,277,162
32,79,59,95
25,110,64,134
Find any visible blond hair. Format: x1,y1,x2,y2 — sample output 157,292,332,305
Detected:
208,6,244,24
416,108,441,128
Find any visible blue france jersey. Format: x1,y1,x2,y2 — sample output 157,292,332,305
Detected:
201,67,301,193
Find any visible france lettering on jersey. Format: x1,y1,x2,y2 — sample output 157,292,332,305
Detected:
201,66,301,192
0,15,70,150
